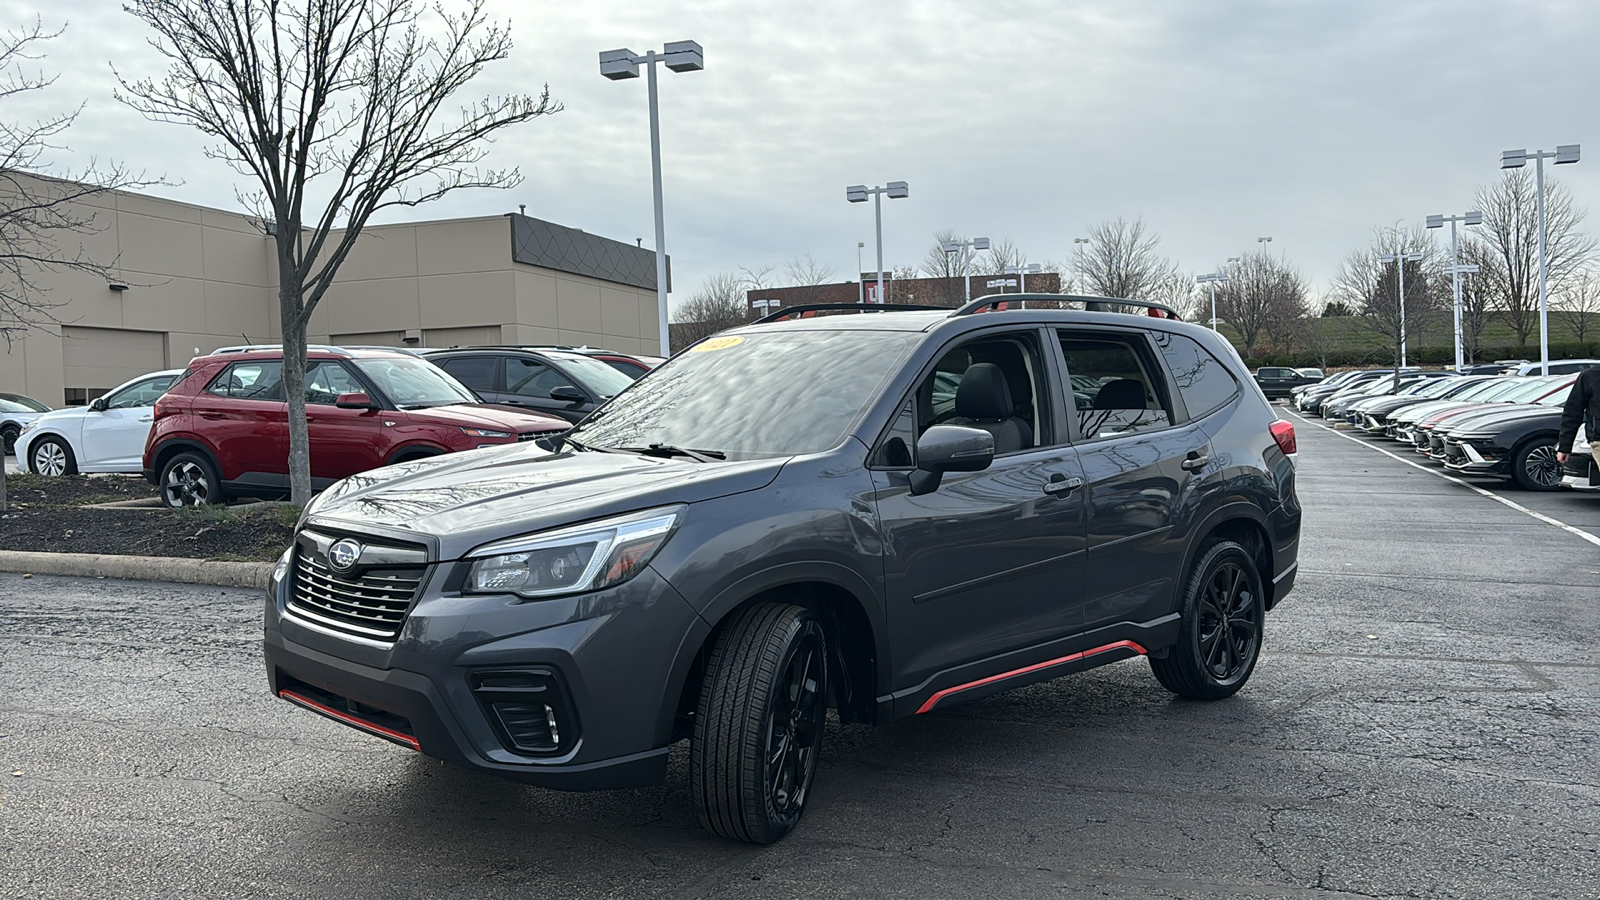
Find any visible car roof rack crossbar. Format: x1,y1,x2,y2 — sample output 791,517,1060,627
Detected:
209,343,355,357
950,293,1182,319
753,302,952,323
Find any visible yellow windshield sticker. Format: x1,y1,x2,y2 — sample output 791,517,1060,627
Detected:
692,336,745,352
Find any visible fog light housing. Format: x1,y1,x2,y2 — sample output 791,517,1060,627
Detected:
471,668,578,757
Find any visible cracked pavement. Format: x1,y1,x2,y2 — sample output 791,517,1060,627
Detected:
2,418,1597,898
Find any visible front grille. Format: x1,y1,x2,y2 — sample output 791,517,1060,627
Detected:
517,431,555,442
287,533,427,641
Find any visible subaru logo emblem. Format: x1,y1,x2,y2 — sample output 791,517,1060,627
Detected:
327,539,362,572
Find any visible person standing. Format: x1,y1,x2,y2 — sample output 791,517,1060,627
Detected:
1556,365,1600,469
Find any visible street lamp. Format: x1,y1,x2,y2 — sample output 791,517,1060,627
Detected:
600,40,704,356
1003,263,1043,309
1196,273,1228,331
1379,248,1423,368
856,242,865,304
1426,211,1484,371
1501,144,1581,374
939,235,991,301
846,181,909,304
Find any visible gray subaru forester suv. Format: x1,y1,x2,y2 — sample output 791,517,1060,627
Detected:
264,297,1302,844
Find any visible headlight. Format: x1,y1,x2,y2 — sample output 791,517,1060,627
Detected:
465,505,684,599
19,421,38,434
461,427,512,438
269,546,294,592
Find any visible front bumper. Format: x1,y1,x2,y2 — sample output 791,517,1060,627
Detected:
1441,437,1509,476
263,537,710,791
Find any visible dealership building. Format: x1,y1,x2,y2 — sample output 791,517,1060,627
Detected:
1,179,665,406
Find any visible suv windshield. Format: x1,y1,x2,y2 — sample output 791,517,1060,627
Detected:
353,357,478,409
552,353,637,398
569,330,914,459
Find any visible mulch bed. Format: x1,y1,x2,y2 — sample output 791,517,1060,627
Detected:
0,474,295,561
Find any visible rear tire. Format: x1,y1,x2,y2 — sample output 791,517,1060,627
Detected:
29,435,77,476
1151,540,1264,700
1511,437,1563,491
691,603,828,844
159,451,226,508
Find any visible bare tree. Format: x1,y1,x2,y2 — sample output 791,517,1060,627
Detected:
1553,264,1600,345
1072,218,1183,312
1212,251,1308,359
1456,240,1499,363
977,238,1023,276
1,20,155,347
1332,226,1442,385
783,253,834,286
918,229,973,306
1473,169,1595,347
672,271,750,344
117,0,558,505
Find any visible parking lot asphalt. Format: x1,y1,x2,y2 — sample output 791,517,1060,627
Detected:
2,420,1597,899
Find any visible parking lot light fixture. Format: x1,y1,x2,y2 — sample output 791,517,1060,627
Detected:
857,242,865,304
599,40,704,355
848,181,909,304
1003,263,1043,308
1196,273,1229,331
940,236,991,302
1501,144,1581,374
1379,249,1424,368
1427,211,1485,371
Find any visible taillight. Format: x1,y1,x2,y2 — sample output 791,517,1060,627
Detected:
1269,420,1297,456
152,400,165,420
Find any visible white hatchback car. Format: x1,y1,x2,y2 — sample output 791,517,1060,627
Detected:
16,370,183,476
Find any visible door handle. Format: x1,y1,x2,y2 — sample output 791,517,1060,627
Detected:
1042,474,1083,496
138,416,152,422
1181,450,1209,471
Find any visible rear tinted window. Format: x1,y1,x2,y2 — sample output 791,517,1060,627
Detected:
207,362,284,401
1155,333,1239,419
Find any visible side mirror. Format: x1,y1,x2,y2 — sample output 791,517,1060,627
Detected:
89,397,108,412
909,425,995,495
548,385,586,403
335,392,376,409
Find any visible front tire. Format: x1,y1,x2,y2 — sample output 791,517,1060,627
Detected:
159,451,225,508
1151,540,1265,700
1,424,19,455
691,603,828,844
1511,437,1563,491
29,435,77,476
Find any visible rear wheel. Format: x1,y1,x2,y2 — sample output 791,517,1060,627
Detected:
1511,437,1563,491
159,451,225,508
691,603,828,844
1151,540,1264,700
29,436,77,476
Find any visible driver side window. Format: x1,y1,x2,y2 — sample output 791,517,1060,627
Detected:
105,377,172,410
506,358,575,398
874,331,1050,464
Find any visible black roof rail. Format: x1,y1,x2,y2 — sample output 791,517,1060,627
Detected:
950,293,1182,319
753,302,951,323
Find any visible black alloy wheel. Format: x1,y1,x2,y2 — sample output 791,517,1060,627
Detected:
692,602,828,844
1512,438,1564,492
1151,540,1264,700
1,424,18,455
160,451,225,508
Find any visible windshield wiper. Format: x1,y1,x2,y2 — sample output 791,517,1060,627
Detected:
617,443,726,462
552,434,629,455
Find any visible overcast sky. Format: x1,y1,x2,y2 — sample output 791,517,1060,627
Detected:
8,0,1600,311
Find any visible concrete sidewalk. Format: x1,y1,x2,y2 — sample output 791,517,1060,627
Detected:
0,549,274,588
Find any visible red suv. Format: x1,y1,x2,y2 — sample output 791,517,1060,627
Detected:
143,346,568,508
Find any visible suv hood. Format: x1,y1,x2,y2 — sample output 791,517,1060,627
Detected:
406,402,568,432
304,442,787,560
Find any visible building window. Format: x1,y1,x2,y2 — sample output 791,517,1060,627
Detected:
64,388,110,407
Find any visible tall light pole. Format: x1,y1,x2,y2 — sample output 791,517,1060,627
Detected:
1379,247,1422,368
1003,263,1043,309
1427,211,1484,371
856,242,865,303
847,182,909,304
1501,144,1581,374
940,236,991,301
600,40,704,356
1197,273,1228,331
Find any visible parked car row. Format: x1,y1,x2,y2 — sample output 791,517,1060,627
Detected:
10,343,662,507
1294,370,1579,490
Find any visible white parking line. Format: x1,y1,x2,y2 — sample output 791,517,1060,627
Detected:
1284,407,1600,549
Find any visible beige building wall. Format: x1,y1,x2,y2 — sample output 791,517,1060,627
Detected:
1,179,661,408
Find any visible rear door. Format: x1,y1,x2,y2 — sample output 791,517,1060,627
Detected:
196,360,288,484
1056,327,1215,628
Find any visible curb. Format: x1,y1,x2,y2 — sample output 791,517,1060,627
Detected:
0,550,274,589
